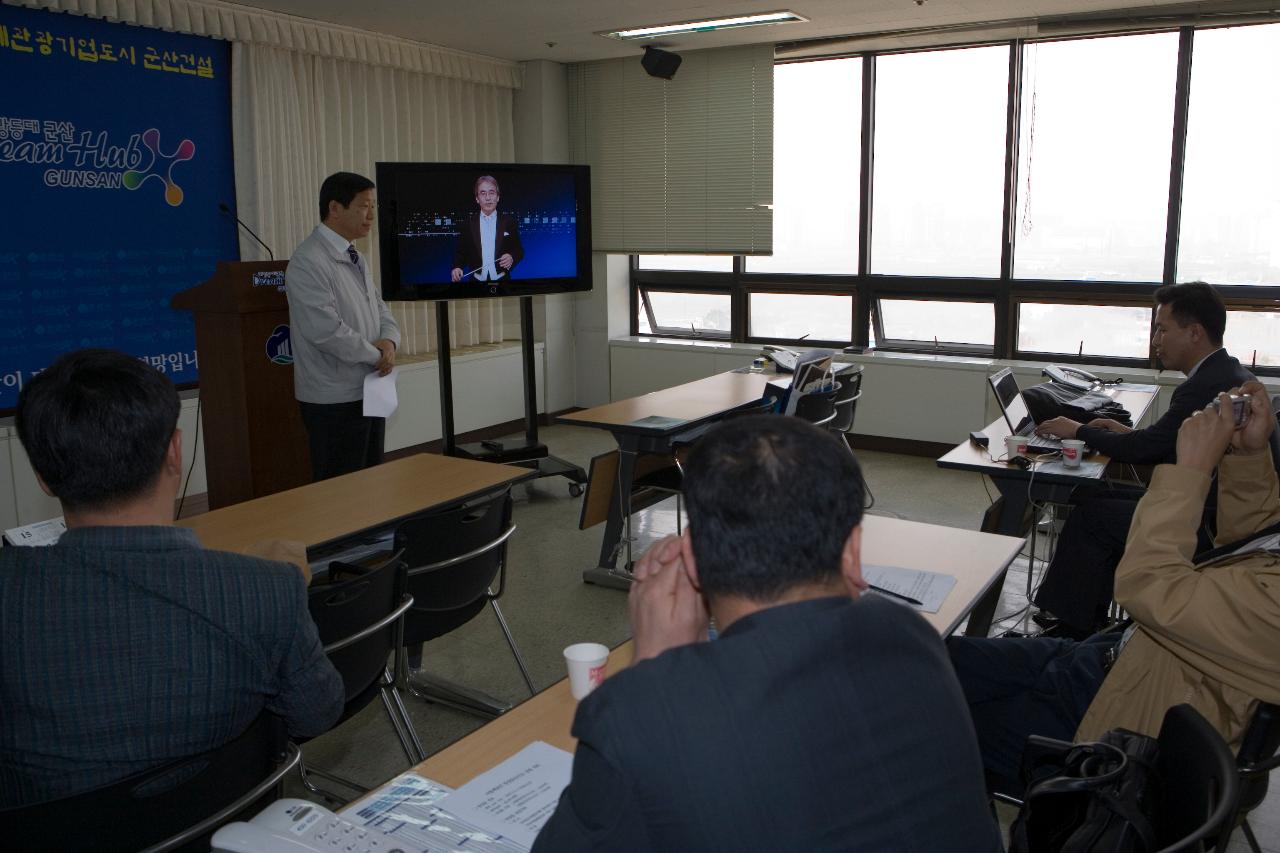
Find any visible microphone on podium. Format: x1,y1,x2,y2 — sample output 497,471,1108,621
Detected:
219,202,275,261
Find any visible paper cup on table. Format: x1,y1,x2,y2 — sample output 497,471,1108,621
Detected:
1061,439,1085,468
1004,434,1027,460
564,643,609,699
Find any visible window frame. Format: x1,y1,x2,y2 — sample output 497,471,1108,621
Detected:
627,25,1280,377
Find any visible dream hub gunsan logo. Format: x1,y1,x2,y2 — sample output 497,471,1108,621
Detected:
123,129,195,206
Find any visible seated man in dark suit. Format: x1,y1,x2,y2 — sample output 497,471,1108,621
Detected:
0,349,344,808
950,382,1280,792
1030,281,1273,637
534,416,1001,852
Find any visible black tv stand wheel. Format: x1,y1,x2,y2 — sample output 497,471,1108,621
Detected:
569,482,584,498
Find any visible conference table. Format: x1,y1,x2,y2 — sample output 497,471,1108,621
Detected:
178,452,534,555
560,369,784,589
353,514,1023,798
936,384,1158,637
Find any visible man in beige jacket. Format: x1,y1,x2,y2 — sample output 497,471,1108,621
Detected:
949,380,1280,791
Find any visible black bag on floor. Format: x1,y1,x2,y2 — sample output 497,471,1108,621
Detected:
1022,381,1133,428
1009,728,1161,853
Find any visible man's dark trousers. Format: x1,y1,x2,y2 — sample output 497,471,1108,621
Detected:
1034,483,1213,635
946,632,1120,792
298,400,384,481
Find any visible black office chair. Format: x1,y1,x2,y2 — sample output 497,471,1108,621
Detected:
1154,704,1239,852
996,705,1238,853
395,491,536,719
828,367,864,450
1216,702,1280,853
2,712,297,853
791,381,840,428
301,550,423,803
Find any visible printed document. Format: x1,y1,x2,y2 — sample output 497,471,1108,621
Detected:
437,741,573,850
863,564,956,613
363,367,399,418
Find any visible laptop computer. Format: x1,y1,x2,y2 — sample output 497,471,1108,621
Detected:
987,368,1064,454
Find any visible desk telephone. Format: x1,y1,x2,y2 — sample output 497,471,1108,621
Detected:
1043,364,1102,394
211,799,398,853
761,345,801,373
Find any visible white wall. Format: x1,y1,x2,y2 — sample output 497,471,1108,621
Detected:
0,344,543,529
514,59,578,414
573,254,631,407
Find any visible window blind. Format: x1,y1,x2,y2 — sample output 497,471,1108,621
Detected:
569,43,774,255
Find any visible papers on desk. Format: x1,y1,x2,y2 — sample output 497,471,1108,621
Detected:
363,367,399,418
628,415,688,430
3,516,66,547
343,772,525,853
439,742,573,850
343,742,573,853
1033,459,1106,477
863,564,955,614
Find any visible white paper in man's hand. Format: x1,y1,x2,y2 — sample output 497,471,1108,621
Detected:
363,367,399,418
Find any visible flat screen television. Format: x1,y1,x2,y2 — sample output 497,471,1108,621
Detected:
376,162,592,302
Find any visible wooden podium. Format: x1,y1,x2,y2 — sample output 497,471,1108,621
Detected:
172,260,311,509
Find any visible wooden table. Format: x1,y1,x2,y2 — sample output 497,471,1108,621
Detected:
356,514,1021,794
936,386,1157,636
179,453,533,555
560,370,780,589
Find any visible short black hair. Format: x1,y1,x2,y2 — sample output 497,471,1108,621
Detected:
15,348,180,511
682,415,865,602
318,171,375,222
1154,281,1226,346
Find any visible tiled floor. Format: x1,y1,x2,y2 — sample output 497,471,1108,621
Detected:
296,424,1280,850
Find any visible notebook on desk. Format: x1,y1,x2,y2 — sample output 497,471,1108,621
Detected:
987,368,1064,454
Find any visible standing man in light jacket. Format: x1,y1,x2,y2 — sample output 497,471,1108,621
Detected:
287,171,400,481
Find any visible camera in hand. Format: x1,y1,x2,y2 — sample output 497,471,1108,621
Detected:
1208,394,1251,428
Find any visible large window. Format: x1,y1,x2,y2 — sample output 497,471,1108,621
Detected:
748,293,853,342
1013,34,1179,282
629,25,1280,374
876,299,994,350
871,46,1009,277
745,59,862,274
637,255,734,272
1016,303,1152,360
1178,25,1280,285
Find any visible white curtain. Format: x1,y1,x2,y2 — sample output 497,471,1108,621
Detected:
10,0,521,352
232,42,515,352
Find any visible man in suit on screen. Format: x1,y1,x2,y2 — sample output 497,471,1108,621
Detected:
451,175,523,282
532,416,1000,853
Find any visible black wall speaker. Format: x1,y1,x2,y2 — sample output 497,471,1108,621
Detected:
642,46,682,80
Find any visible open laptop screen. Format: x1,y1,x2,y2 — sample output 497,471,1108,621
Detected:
990,369,1034,432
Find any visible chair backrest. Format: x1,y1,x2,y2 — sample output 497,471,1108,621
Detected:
308,554,408,706
792,382,839,427
3,712,289,852
1235,701,1280,814
394,491,515,646
1154,704,1240,853
829,368,864,433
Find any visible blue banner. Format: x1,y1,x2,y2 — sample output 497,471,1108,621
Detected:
0,5,237,410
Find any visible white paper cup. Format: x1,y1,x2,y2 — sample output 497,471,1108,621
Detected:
1061,439,1085,468
1004,434,1027,460
564,642,609,699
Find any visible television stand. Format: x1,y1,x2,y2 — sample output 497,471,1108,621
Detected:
436,296,587,496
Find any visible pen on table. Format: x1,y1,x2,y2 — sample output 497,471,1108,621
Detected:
867,584,923,607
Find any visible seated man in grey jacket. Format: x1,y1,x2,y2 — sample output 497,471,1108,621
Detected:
0,348,344,808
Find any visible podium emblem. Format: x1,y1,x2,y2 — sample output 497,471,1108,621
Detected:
266,325,293,365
